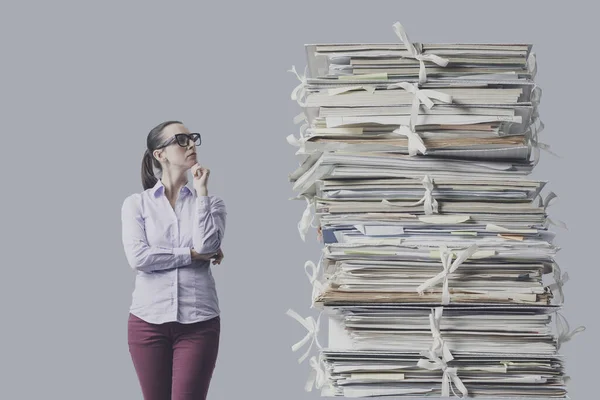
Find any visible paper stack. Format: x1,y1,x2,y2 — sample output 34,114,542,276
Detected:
286,22,584,398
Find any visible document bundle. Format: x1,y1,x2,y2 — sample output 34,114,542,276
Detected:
286,22,584,398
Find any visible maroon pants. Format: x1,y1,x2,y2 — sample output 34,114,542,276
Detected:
127,313,220,400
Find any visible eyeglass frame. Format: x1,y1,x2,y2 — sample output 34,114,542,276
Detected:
156,133,202,149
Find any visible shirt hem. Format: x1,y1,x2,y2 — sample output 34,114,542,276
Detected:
129,309,220,325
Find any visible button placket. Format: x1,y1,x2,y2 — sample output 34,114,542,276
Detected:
164,193,181,321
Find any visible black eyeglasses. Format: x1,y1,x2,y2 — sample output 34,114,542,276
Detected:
157,133,202,148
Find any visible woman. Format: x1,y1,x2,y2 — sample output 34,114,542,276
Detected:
121,120,227,400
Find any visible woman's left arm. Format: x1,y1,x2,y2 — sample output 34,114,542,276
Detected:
192,195,227,254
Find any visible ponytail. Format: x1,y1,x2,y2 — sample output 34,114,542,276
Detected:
141,120,182,190
141,149,159,190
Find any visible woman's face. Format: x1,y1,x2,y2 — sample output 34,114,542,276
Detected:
155,123,198,169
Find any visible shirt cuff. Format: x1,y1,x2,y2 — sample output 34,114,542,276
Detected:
173,247,192,266
196,196,210,212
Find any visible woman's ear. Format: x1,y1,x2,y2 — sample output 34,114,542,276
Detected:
153,148,166,163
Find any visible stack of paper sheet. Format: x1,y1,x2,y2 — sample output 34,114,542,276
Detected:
286,22,584,398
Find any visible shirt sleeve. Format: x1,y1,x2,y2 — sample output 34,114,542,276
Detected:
193,195,227,254
121,194,192,273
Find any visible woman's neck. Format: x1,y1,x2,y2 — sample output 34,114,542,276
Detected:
160,170,188,200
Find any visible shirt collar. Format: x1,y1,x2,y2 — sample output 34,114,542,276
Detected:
151,179,194,198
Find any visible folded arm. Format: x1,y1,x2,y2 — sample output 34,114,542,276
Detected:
193,196,227,254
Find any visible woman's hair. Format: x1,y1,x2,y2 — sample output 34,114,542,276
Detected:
141,120,183,190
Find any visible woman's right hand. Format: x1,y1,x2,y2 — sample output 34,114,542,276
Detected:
191,248,219,261
191,163,209,196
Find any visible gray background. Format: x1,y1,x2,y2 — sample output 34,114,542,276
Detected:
0,0,596,398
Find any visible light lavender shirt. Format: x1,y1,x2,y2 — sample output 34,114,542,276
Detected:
121,179,226,324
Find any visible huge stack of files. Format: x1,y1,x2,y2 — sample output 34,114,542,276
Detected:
286,22,585,398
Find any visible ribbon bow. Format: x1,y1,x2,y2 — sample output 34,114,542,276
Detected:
529,114,559,165
548,263,569,304
392,22,450,84
429,307,453,361
555,312,586,350
386,81,452,132
293,112,307,125
383,175,438,214
304,258,326,308
418,356,467,398
527,52,538,79
417,307,468,397
411,175,438,214
537,191,568,230
286,308,323,363
387,81,451,156
286,132,305,147
527,90,560,165
286,121,309,148
305,354,327,391
417,244,478,305
289,65,308,107
392,125,427,156
298,195,319,241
